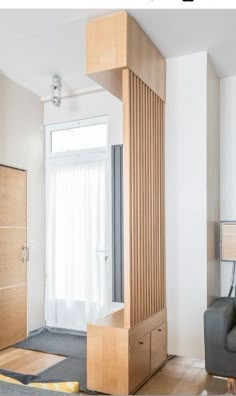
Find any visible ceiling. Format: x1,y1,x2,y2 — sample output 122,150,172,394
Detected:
0,9,236,98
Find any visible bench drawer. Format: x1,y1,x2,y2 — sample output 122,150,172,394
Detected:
151,322,167,372
129,333,150,391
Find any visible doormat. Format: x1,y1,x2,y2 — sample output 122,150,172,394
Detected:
14,328,86,358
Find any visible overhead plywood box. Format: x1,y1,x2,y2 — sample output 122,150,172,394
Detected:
86,11,166,101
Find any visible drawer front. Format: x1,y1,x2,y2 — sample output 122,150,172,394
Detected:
151,322,167,372
129,333,150,392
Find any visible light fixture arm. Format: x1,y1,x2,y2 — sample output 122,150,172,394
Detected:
51,74,62,107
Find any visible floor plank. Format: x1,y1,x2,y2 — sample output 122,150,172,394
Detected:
137,356,221,395
0,347,65,375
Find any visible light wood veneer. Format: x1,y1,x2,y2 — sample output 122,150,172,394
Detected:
0,165,27,350
0,166,26,227
86,11,166,395
0,228,27,288
87,309,167,394
0,285,27,350
123,69,165,328
221,222,236,261
86,12,166,101
0,347,65,375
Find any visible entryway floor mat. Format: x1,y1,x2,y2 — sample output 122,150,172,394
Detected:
13,328,90,392
14,329,86,359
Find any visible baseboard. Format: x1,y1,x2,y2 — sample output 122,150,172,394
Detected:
28,326,87,338
28,327,45,337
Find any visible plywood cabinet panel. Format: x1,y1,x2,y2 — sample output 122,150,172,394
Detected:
0,166,27,351
127,15,166,101
0,285,27,350
129,333,150,392
86,12,127,75
87,322,129,394
86,12,166,101
221,222,236,261
0,166,27,227
151,322,167,372
0,228,27,288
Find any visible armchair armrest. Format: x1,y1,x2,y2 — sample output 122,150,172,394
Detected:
204,298,235,347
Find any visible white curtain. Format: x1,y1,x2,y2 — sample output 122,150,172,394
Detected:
45,157,111,331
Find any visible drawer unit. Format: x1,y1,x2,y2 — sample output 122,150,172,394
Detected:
151,322,167,372
129,333,150,392
87,309,167,395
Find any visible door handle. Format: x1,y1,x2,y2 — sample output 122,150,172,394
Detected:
21,245,29,263
96,250,110,263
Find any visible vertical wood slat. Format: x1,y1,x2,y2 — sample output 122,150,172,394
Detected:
123,69,132,329
123,69,165,327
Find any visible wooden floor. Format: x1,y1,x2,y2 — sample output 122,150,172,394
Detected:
0,347,65,375
137,356,227,395
0,349,228,395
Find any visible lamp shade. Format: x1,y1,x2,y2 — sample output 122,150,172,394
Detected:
221,222,236,261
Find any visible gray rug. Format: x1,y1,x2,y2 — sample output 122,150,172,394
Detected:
14,328,88,392
14,329,86,358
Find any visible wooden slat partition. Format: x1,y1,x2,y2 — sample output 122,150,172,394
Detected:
86,13,167,394
123,69,165,327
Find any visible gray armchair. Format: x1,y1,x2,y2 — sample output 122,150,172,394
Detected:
204,297,236,378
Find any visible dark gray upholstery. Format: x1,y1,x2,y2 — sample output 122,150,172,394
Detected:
227,326,236,352
204,297,236,378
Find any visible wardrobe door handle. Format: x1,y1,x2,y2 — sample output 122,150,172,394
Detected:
21,245,29,263
157,328,162,332
138,341,144,345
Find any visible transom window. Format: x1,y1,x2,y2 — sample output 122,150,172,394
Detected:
47,116,108,157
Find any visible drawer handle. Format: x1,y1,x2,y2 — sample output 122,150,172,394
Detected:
157,329,162,332
138,341,144,345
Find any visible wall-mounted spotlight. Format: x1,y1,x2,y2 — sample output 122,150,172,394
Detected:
51,74,62,107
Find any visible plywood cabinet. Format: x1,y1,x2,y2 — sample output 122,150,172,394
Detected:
0,166,27,350
87,308,167,394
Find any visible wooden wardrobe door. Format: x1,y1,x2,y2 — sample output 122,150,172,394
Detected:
0,165,27,350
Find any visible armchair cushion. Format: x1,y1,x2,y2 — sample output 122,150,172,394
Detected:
204,298,235,347
204,297,236,378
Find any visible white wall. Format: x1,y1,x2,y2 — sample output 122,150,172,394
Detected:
207,59,220,306
165,52,220,359
220,76,236,296
0,74,44,332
